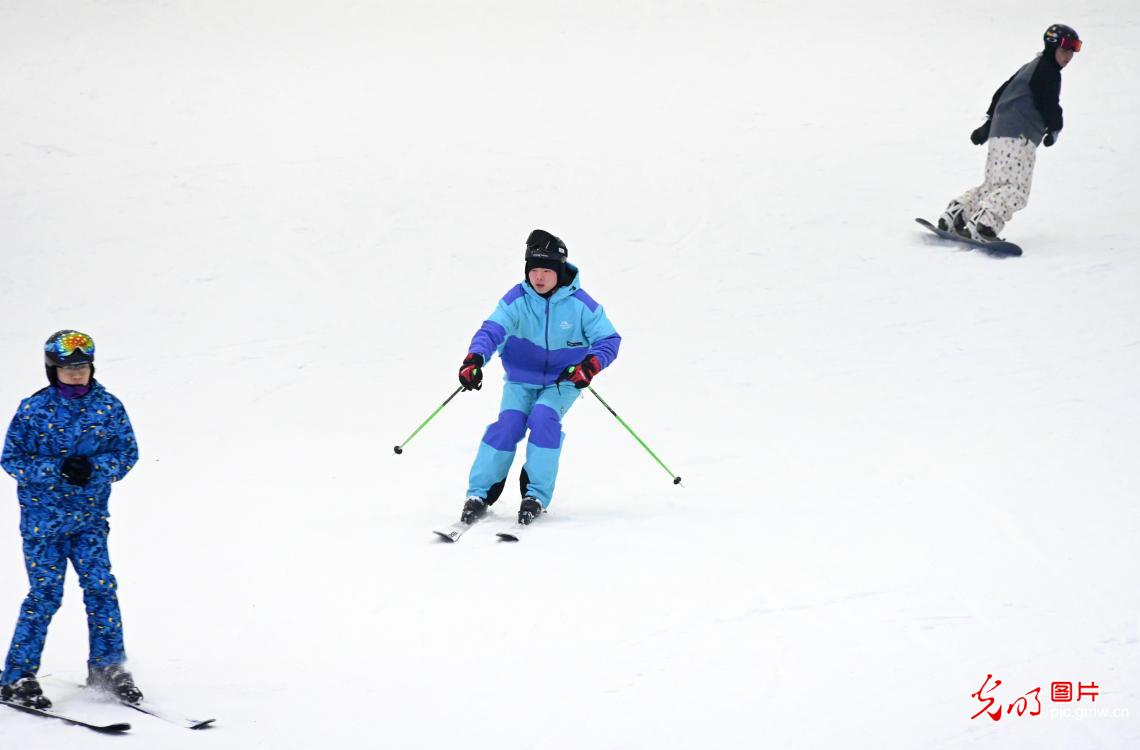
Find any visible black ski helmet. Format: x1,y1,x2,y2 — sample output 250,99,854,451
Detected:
1044,24,1081,52
44,329,96,385
524,229,569,283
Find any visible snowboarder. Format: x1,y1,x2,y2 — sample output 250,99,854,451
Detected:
456,230,621,526
938,24,1081,241
0,330,143,710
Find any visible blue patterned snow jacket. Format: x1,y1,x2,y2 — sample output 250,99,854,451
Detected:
2,382,138,539
469,264,621,386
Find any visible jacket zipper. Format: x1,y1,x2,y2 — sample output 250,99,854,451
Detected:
543,296,552,386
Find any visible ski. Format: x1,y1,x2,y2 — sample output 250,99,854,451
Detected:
39,676,215,730
496,526,526,542
497,517,543,542
915,217,1023,257
1,699,132,733
433,520,477,543
120,700,214,730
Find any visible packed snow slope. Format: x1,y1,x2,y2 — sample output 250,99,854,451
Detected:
1,1,1138,748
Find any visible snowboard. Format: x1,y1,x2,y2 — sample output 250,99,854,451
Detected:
915,218,1022,257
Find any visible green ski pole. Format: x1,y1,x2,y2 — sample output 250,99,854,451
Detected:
587,386,682,486
394,385,464,455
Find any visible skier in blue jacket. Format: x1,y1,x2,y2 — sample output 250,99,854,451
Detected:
0,330,142,710
457,230,621,526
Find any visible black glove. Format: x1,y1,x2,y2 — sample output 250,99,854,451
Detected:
970,119,991,145
557,355,602,389
458,353,484,391
1043,130,1059,147
61,456,93,487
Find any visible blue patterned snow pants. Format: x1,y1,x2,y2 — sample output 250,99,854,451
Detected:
467,382,583,508
2,524,126,683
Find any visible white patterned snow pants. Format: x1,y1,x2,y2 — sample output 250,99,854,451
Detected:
953,135,1037,233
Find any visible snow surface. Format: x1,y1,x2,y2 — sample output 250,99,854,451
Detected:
1,1,1138,748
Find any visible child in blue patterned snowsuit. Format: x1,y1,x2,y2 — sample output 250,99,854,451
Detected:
456,230,621,526
0,330,142,710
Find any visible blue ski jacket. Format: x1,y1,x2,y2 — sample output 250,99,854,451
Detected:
468,264,621,387
2,382,138,539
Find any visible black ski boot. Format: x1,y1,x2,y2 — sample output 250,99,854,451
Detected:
87,664,143,705
1,675,52,710
461,496,488,525
518,497,543,525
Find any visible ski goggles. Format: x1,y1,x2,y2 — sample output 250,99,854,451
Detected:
1058,37,1082,52
46,331,95,359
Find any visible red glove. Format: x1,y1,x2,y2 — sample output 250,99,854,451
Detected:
458,353,484,391
558,355,601,389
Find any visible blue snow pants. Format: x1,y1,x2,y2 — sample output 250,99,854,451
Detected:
467,382,583,508
2,524,126,683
